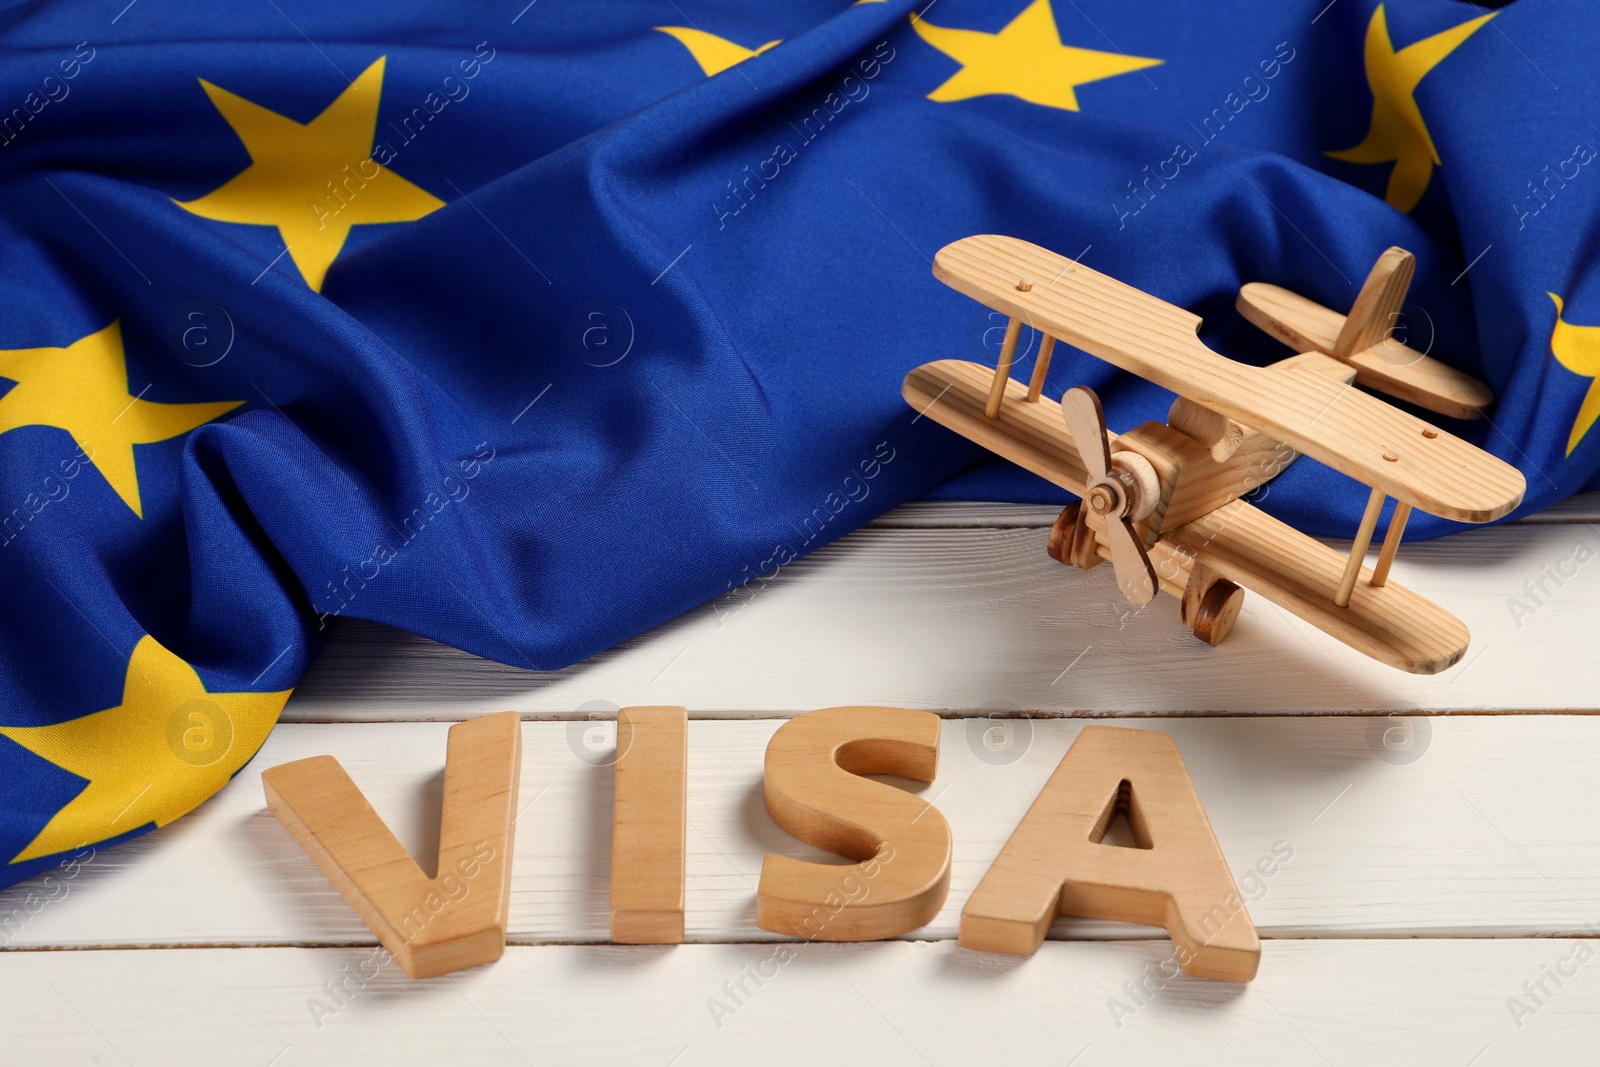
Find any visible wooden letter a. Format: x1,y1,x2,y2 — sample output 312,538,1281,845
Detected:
263,711,521,979
960,725,1260,981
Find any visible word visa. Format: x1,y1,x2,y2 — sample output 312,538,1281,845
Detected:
263,708,1259,983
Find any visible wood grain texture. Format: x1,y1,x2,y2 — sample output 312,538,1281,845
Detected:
1059,386,1157,604
261,712,520,978
758,707,951,940
10,716,1600,950
905,358,1298,534
1166,353,1355,466
3,941,1594,1065
1371,501,1414,588
1163,498,1468,674
1333,486,1388,608
1334,247,1416,357
983,315,1023,418
1515,491,1600,523
1237,279,1496,419
871,496,1600,528
1167,395,1246,461
1025,332,1055,401
611,706,687,944
933,235,1522,520
960,726,1261,981
904,359,1472,673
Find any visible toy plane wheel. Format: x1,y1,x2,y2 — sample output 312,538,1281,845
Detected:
1047,501,1102,571
1187,577,1245,647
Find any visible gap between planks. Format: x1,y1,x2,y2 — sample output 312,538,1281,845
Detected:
3,930,1593,955
275,709,1600,724
869,494,1600,529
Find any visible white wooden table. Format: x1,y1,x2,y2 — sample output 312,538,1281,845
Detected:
5,498,1599,1065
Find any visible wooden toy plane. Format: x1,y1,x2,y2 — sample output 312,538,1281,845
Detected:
903,235,1525,675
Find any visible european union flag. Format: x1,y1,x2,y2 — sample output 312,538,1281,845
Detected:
0,0,1585,887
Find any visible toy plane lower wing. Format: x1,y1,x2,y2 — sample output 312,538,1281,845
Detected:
904,362,1468,673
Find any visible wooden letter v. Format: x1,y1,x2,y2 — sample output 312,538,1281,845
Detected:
263,711,521,978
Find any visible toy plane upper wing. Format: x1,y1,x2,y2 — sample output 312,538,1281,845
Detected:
933,234,1525,523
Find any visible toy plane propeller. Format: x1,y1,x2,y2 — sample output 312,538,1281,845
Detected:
903,234,1526,674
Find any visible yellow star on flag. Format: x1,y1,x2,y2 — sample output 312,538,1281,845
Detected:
177,56,444,291
0,635,291,864
1326,4,1495,213
0,321,241,518
656,27,780,77
1547,293,1600,456
910,0,1161,111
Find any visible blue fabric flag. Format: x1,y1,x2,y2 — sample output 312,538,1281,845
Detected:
0,0,1586,887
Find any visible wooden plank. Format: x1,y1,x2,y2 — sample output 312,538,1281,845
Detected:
867,501,1067,528
932,235,1524,521
1517,491,1600,523
867,495,1600,529
7,716,1600,949
288,522,1600,718
3,940,1594,1064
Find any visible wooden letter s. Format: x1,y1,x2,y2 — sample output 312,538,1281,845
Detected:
757,706,951,941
